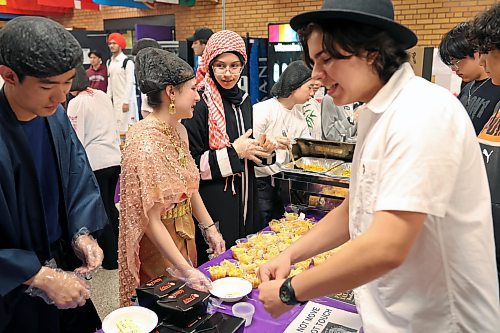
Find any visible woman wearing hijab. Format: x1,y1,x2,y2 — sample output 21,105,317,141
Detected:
253,60,313,223
183,30,272,263
118,48,225,306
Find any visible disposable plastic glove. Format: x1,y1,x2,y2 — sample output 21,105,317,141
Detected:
199,222,226,258
72,229,104,278
232,129,270,164
27,265,90,309
167,266,213,292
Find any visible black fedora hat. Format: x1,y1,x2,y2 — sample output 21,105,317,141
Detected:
290,0,417,49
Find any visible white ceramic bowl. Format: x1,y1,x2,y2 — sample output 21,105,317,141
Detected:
209,277,252,302
102,306,158,333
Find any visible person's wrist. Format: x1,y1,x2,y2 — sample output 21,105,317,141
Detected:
30,266,51,289
279,277,306,305
201,222,216,231
280,249,294,265
178,264,193,276
231,143,243,159
290,275,306,304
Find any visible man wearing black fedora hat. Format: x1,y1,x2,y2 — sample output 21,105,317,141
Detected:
258,0,500,331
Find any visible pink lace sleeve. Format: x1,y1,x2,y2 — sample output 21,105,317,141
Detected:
118,124,195,306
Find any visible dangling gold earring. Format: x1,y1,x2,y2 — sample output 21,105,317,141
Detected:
169,100,176,115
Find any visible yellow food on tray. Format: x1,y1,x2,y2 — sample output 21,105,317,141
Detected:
231,246,246,260
269,219,282,232
283,212,299,221
208,265,227,280
312,255,327,266
220,259,238,269
295,259,311,270
342,169,351,177
289,267,305,278
301,164,327,172
213,215,322,289
237,253,253,264
240,263,258,274
227,266,244,278
116,318,141,333
244,273,260,288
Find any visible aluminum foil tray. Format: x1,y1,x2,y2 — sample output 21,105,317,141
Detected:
292,138,355,161
281,157,344,175
328,162,351,178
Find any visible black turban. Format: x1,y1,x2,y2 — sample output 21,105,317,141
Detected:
0,16,83,78
270,60,312,98
135,47,195,94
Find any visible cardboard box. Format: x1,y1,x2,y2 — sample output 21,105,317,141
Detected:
155,312,245,333
407,46,434,81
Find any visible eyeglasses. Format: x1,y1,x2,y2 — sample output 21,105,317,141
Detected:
449,59,462,70
212,64,243,75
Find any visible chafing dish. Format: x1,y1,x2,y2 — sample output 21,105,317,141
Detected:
274,139,354,217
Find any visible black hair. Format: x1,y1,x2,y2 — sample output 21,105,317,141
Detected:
146,80,190,109
299,20,408,83
70,66,89,92
146,90,163,108
439,23,474,65
467,3,500,53
132,38,161,56
199,39,208,45
88,50,102,59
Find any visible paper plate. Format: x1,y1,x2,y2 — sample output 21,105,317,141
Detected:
102,306,158,333
210,277,252,302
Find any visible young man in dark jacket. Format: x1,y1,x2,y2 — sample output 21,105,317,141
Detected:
0,16,107,333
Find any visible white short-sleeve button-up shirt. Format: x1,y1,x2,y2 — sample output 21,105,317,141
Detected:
349,63,500,332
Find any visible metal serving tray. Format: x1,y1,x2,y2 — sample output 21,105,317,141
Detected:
292,138,355,161
328,162,351,178
281,157,344,176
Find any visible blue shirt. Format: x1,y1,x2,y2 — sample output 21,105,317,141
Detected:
19,116,62,243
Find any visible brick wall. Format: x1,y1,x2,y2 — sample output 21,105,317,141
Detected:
52,0,497,47
393,0,497,46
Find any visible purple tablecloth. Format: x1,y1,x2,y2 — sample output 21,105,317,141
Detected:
96,245,358,333
197,249,357,332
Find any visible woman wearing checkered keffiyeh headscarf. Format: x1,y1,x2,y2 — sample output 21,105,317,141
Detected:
183,30,272,264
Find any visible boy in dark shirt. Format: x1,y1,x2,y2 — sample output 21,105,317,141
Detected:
439,22,500,134
468,3,500,291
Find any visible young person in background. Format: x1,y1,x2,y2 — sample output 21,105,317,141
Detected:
253,60,312,223
131,38,162,119
468,2,500,291
107,32,137,133
440,22,499,134
68,66,121,270
187,27,214,57
86,50,108,92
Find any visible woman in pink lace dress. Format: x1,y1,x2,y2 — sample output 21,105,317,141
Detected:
118,48,226,306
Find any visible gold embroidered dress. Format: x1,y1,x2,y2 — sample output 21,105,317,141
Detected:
118,118,200,306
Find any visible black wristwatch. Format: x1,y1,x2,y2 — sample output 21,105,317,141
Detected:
279,277,306,305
